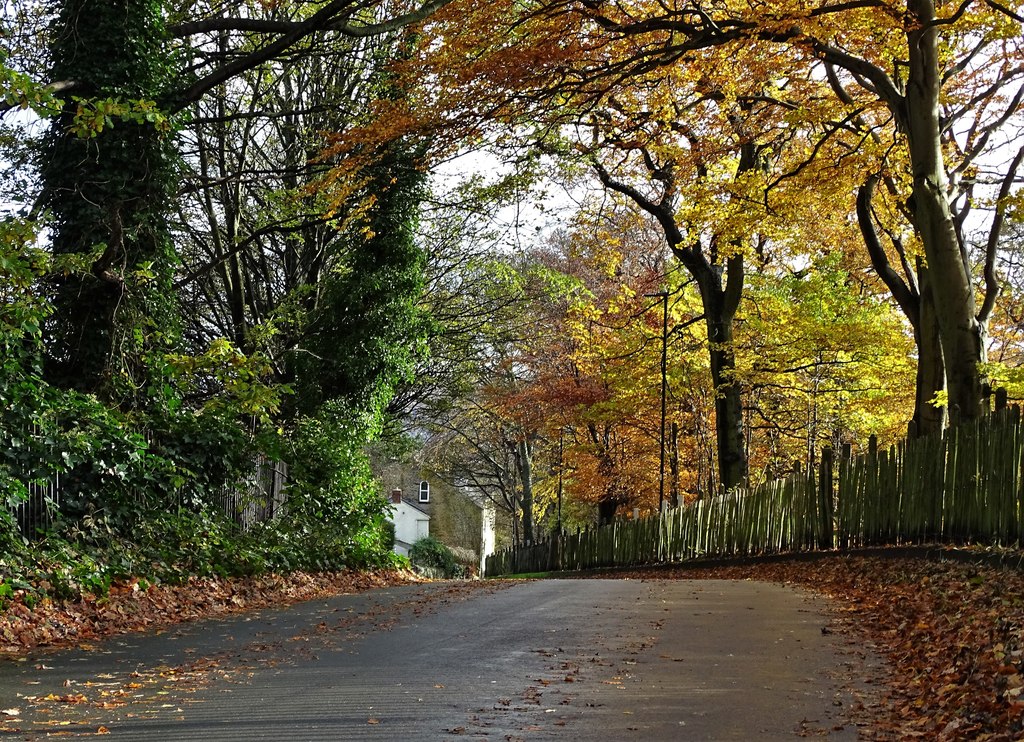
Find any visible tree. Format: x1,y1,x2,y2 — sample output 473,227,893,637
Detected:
589,127,755,492
857,173,947,435
383,0,1022,431
39,0,177,400
31,0,452,401
296,143,430,415
737,255,916,472
415,241,551,544
544,0,1023,422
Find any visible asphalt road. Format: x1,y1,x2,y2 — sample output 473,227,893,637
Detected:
0,578,882,740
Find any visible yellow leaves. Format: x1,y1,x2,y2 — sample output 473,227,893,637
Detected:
70,97,171,139
162,340,285,420
38,693,88,704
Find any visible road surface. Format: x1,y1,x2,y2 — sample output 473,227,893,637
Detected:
0,578,882,740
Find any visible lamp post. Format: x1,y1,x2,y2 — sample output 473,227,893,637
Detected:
645,291,669,511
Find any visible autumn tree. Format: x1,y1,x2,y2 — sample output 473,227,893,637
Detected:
541,0,1023,423
422,255,550,545
585,97,758,492
486,203,701,523
738,255,917,473
377,0,1023,437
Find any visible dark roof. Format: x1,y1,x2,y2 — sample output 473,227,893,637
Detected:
397,498,431,516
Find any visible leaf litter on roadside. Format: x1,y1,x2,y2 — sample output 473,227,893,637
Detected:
0,570,417,654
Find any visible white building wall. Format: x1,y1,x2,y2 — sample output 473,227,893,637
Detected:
388,500,430,556
480,503,496,574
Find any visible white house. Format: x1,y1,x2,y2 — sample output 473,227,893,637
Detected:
386,488,431,557
479,500,496,575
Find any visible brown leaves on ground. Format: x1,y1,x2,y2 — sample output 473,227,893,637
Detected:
617,555,1024,740
0,569,418,655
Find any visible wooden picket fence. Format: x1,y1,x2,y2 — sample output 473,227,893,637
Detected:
485,405,1024,577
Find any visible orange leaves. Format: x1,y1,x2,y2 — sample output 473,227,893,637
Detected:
39,693,88,705
0,571,415,655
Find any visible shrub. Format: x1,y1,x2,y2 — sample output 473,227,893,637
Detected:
409,536,464,578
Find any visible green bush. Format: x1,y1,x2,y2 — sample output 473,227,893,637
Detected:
409,536,465,578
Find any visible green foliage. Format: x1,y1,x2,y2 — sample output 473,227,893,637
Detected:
0,217,49,310
0,58,62,118
296,144,430,414
382,517,396,550
69,96,171,138
281,400,395,570
409,535,465,578
0,1,431,601
160,339,289,422
980,363,1024,404
40,0,180,398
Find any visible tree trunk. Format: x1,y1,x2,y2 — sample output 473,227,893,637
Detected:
914,265,947,436
593,161,748,493
597,498,618,525
856,177,946,436
904,0,986,422
703,288,746,490
517,437,534,544
41,0,176,399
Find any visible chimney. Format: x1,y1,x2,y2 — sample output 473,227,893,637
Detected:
391,489,403,504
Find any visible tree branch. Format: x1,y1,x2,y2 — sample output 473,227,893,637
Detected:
166,0,453,112
978,143,1024,324
170,0,451,39
857,174,920,326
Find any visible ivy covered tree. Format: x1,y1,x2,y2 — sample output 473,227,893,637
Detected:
296,143,430,416
0,0,452,582
39,0,177,400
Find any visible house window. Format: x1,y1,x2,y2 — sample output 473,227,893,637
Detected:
418,480,430,503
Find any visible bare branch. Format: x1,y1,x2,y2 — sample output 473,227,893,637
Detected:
167,0,453,112
978,143,1024,324
984,0,1024,22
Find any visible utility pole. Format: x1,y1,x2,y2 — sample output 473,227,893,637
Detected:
557,430,564,535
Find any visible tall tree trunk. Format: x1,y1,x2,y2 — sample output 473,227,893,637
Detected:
41,0,176,399
915,266,947,435
904,0,986,423
856,177,946,436
700,259,746,490
593,159,748,492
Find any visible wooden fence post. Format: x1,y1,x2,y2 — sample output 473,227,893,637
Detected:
907,419,918,440
996,387,1009,413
